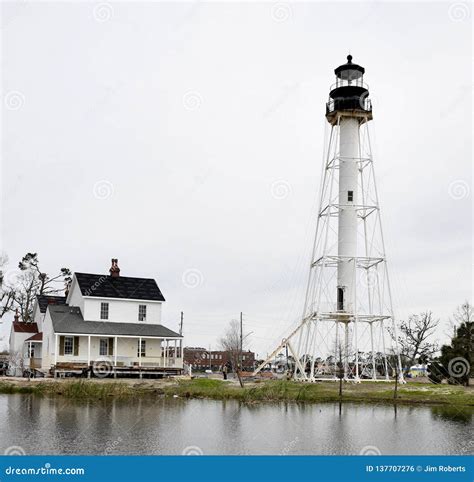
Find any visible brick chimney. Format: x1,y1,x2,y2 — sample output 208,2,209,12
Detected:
14,308,19,323
109,258,120,277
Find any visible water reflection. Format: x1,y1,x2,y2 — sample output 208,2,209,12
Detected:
430,405,473,424
0,395,471,455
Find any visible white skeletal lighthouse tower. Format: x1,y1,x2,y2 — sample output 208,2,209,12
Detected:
255,55,404,382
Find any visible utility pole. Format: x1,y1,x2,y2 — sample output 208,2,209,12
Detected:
179,311,183,336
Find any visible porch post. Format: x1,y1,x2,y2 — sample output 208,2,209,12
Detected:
87,335,91,378
54,334,58,378
138,337,142,367
174,339,177,363
138,337,142,379
114,337,118,379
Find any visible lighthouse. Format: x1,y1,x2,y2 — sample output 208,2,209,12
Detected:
328,55,370,315
254,55,404,382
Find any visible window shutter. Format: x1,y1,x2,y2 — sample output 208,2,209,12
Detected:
73,337,79,356
59,336,65,356
108,338,114,356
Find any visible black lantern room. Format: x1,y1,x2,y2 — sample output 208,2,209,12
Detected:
326,55,373,124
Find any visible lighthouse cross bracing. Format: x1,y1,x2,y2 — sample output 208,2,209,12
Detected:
254,55,404,382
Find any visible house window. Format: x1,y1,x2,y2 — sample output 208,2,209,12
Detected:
100,302,109,320
137,339,146,357
100,338,109,356
138,305,147,322
64,336,74,355
347,190,354,202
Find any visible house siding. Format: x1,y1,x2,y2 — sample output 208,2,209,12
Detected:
82,298,162,324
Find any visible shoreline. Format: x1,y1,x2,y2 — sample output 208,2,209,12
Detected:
0,377,472,408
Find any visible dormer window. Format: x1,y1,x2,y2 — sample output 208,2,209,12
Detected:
138,305,147,322
100,302,109,320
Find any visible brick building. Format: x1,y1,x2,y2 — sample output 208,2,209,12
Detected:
184,347,256,371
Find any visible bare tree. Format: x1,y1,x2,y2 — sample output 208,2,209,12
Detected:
450,301,473,333
13,253,71,322
0,254,15,318
391,312,439,370
219,319,249,388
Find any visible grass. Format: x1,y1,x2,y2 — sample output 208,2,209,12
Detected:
163,378,474,407
0,380,156,400
0,378,472,407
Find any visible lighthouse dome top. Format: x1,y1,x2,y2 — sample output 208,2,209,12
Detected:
334,54,365,80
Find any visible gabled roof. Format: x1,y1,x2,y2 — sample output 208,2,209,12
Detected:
25,332,43,342
37,295,67,313
48,305,180,338
12,322,39,333
74,273,165,301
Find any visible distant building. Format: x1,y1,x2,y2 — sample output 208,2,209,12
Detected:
184,347,255,371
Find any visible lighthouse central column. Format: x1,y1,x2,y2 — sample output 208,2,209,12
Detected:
337,116,359,313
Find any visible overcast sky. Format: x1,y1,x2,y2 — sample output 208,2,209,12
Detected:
0,1,472,356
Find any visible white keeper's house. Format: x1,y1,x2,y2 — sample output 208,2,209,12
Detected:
9,259,184,377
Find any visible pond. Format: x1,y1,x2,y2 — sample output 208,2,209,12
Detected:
0,395,472,455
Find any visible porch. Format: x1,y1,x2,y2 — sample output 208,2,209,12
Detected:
52,333,183,378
